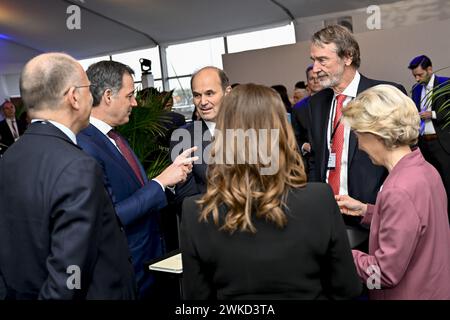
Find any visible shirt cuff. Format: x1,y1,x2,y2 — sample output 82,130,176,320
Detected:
166,185,176,194
152,178,165,191
432,111,437,119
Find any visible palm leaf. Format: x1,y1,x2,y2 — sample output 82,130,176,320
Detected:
116,88,171,179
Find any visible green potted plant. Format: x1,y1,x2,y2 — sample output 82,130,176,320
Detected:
116,88,175,179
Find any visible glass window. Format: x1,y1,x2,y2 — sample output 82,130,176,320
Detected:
166,38,225,77
112,47,161,83
78,55,110,71
227,23,295,53
168,76,194,120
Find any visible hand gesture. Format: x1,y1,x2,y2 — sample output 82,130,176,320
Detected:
335,194,367,216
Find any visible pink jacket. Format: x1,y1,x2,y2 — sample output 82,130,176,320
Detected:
353,149,450,299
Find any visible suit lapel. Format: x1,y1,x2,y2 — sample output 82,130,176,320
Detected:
311,89,333,180
85,124,143,186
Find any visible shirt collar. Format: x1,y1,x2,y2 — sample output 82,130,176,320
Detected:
426,73,435,90
336,70,361,99
90,116,113,135
31,119,77,145
204,120,216,135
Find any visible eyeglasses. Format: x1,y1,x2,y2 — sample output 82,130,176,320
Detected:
63,84,96,96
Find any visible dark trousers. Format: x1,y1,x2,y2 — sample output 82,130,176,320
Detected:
418,136,450,223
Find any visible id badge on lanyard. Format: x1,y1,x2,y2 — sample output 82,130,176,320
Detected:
328,152,336,169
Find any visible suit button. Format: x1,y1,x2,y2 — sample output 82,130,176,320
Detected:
128,256,133,263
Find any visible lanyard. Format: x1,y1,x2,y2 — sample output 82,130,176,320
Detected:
330,116,342,146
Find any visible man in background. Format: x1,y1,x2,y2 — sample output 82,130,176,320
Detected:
0,100,27,155
291,65,323,158
408,54,450,221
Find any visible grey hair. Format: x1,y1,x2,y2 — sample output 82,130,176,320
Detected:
312,25,361,69
86,60,135,107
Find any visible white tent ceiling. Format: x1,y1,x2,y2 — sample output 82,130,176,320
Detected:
0,0,399,73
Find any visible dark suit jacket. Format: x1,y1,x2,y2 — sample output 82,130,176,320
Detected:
291,96,311,150
0,122,136,299
411,75,450,153
77,124,167,297
180,183,362,300
307,74,406,205
169,120,212,204
0,118,27,154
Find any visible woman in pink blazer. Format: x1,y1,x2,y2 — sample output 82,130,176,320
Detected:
337,84,450,300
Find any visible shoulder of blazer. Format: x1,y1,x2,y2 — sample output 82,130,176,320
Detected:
358,74,407,94
435,75,450,87
308,88,334,112
25,122,80,149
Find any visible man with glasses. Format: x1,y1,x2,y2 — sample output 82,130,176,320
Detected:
0,52,136,299
77,60,196,299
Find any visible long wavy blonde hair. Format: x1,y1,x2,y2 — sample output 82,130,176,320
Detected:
198,84,307,233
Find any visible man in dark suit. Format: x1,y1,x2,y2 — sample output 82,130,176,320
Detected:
408,55,450,220
307,25,406,249
0,53,136,299
170,66,231,203
0,100,27,155
291,65,323,170
77,61,195,299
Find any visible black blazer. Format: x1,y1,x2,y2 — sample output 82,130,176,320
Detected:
307,74,406,205
170,120,212,204
180,183,362,300
0,122,136,299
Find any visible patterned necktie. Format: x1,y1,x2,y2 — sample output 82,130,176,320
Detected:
419,84,430,135
328,94,347,195
107,129,145,186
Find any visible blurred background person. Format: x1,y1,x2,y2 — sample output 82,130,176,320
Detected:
292,80,307,104
291,65,324,174
337,84,450,300
0,100,27,155
271,84,292,114
180,84,361,300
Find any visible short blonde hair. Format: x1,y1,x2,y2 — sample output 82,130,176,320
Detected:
342,84,420,149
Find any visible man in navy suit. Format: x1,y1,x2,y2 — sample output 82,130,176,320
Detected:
307,25,406,250
0,53,136,299
408,55,450,220
77,61,196,299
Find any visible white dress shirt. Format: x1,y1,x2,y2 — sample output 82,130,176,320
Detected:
421,73,437,134
89,117,165,191
6,118,20,141
31,119,77,145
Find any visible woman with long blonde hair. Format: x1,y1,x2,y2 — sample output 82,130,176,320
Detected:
180,84,361,300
